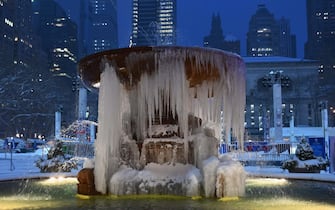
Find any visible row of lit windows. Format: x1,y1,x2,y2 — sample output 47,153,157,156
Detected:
160,20,173,25
316,31,335,35
246,104,294,126
159,13,172,18
257,28,271,33
14,37,33,48
93,22,108,26
160,6,173,11
251,53,272,56
160,25,173,29
53,47,76,62
53,48,74,56
160,2,173,6
54,53,76,62
4,18,14,27
160,9,173,13
159,29,173,33
251,47,273,52
316,12,329,16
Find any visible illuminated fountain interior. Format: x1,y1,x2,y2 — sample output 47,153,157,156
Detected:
78,46,246,197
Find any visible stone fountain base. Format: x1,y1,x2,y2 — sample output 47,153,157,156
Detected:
77,133,246,198
77,168,100,195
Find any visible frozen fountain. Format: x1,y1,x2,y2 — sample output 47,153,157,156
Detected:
78,46,246,197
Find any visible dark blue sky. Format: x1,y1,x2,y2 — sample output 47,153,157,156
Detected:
58,0,306,58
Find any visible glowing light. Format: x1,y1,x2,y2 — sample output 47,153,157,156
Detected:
39,177,77,186
247,178,289,187
92,82,100,88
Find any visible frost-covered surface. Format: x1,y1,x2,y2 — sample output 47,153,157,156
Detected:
192,133,218,168
216,155,245,197
200,155,245,198
94,64,123,194
148,124,179,137
108,156,246,198
94,48,246,194
109,163,202,197
201,156,219,197
83,158,94,169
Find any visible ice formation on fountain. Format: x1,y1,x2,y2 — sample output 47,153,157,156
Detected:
86,47,246,195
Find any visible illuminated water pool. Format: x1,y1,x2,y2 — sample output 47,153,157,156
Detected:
0,177,335,210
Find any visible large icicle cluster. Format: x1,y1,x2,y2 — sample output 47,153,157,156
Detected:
94,47,246,194
94,63,123,194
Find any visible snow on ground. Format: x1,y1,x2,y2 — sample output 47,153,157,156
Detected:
0,149,78,181
1,150,335,183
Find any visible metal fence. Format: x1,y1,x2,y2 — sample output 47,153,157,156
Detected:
220,142,294,167
62,141,95,158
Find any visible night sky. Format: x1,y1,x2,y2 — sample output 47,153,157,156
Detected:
57,0,306,58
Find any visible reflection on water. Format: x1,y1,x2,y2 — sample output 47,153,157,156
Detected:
1,177,335,210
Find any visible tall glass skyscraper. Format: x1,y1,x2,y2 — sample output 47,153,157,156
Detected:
80,0,118,56
130,0,177,46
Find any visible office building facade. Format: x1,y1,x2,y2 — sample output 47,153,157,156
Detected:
0,0,51,138
247,4,296,57
244,57,320,141
305,0,335,105
131,0,177,46
32,0,78,130
79,0,118,56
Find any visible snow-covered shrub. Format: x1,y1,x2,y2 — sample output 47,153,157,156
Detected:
295,138,314,160
281,159,298,171
35,141,78,172
281,138,328,172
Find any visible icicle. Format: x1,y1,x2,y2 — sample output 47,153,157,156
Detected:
94,62,122,194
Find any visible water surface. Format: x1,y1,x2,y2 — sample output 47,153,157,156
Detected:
1,177,335,210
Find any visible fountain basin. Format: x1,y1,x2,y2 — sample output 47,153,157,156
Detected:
78,46,246,196
1,177,335,210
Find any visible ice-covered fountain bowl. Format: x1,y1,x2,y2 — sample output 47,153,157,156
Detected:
77,46,247,197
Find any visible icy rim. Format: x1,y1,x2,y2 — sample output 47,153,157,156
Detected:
78,46,244,89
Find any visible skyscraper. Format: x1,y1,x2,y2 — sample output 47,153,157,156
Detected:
0,0,52,138
131,0,177,46
247,4,296,57
32,0,78,128
305,0,335,85
203,13,240,54
0,0,40,71
79,0,118,57
32,0,78,78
